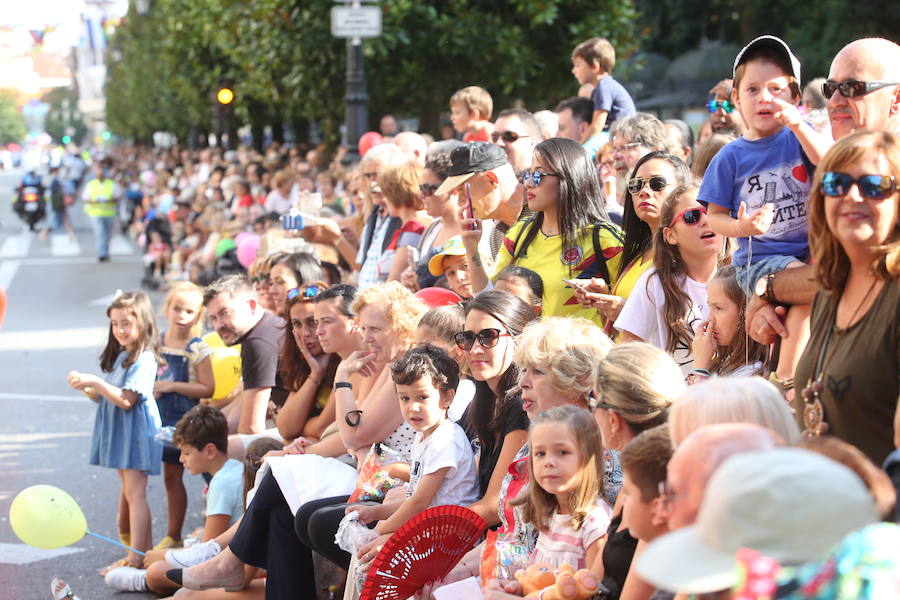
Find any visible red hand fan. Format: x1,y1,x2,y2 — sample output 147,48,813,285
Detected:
359,505,487,600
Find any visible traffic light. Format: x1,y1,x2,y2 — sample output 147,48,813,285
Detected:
216,87,235,105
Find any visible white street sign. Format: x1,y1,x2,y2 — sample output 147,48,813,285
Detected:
331,6,382,38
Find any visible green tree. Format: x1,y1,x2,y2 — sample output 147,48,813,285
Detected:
43,87,87,144
0,90,26,145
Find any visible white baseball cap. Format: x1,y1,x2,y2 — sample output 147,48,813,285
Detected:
733,35,801,86
636,447,878,594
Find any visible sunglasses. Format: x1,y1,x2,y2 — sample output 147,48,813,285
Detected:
627,175,669,195
491,131,530,144
454,328,512,351
707,100,735,113
522,169,559,187
251,274,270,285
668,205,707,228
821,80,899,99
286,285,322,301
820,172,897,200
419,183,440,197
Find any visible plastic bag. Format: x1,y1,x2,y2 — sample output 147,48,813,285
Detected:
480,529,531,591
335,511,379,592
348,442,406,503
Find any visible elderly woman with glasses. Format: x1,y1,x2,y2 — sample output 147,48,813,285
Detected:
793,130,900,465
492,137,624,326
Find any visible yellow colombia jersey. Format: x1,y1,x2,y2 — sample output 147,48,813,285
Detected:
493,219,624,326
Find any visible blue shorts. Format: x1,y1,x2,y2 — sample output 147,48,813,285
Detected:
733,254,806,296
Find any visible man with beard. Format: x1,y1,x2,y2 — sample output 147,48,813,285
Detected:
697,79,746,146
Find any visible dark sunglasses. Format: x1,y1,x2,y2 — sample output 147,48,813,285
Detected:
821,80,899,99
627,175,669,195
522,169,559,187
287,285,322,301
491,131,530,144
668,205,707,228
251,274,270,285
821,172,897,200
707,100,735,113
419,183,440,197
454,328,511,351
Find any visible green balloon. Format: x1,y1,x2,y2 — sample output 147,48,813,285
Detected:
9,485,87,549
216,238,237,257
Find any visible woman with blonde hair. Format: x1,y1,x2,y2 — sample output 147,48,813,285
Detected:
794,130,900,465
668,376,801,446
590,342,685,600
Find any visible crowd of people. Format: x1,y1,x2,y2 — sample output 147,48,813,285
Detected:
58,33,900,600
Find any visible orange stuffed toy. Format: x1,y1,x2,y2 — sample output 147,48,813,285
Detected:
514,563,599,600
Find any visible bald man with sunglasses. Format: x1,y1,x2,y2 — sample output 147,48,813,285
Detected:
746,38,900,355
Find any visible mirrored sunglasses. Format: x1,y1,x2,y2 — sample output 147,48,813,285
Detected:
522,169,559,187
287,285,323,301
627,175,669,195
821,172,897,200
821,80,899,99
707,100,735,113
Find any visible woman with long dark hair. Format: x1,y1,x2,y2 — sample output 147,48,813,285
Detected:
492,137,623,324
268,251,324,316
575,152,690,329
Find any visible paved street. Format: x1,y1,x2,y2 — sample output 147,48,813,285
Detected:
0,169,205,599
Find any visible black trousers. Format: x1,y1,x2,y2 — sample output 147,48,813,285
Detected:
294,495,354,570
229,470,317,600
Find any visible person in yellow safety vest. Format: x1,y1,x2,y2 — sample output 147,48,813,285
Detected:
81,162,120,262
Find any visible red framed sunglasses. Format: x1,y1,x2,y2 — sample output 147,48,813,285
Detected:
668,205,706,228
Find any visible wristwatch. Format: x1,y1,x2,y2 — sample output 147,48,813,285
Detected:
755,272,782,306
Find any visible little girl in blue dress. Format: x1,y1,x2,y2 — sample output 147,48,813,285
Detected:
67,290,162,572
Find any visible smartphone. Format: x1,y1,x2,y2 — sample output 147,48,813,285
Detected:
562,278,589,291
464,182,475,230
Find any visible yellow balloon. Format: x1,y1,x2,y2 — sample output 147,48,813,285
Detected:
211,348,242,400
202,331,226,348
9,485,87,549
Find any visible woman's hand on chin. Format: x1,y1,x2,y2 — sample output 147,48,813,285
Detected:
336,351,379,380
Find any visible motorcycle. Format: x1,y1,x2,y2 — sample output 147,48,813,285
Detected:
13,174,46,231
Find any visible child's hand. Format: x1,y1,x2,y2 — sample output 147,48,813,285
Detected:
772,98,803,130
736,201,775,236
691,319,717,371
283,437,313,455
154,380,175,394
68,371,98,390
351,504,382,524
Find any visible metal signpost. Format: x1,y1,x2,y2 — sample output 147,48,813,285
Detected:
331,0,382,163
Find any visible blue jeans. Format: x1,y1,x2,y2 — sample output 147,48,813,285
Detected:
91,215,114,259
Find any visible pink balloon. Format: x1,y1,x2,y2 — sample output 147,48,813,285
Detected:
234,231,252,247
236,235,260,269
414,287,462,308
358,131,383,157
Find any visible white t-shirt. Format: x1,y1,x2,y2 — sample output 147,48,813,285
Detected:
614,267,708,374
265,189,292,214
407,420,478,508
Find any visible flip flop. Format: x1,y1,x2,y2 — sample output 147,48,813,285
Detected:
50,578,79,600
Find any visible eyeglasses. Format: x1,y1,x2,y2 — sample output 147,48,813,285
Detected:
821,80,900,99
362,171,379,180
454,328,512,351
522,169,559,187
287,285,322,301
491,131,530,144
707,100,735,113
821,172,897,200
668,205,707,228
612,142,642,154
626,175,669,195
419,183,440,197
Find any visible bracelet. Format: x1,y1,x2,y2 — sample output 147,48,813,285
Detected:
334,381,352,390
344,409,363,427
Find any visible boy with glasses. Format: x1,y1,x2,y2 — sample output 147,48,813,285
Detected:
701,36,832,388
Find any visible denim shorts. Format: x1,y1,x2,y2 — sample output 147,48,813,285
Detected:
733,254,805,296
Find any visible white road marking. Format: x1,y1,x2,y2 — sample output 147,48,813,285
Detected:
0,326,108,352
0,542,84,565
0,232,32,258
0,259,20,290
50,234,80,256
0,392,91,403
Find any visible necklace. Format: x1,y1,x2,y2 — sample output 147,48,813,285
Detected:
799,277,879,437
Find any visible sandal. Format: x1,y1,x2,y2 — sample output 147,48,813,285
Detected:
51,578,79,600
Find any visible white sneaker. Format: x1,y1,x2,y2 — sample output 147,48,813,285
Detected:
104,566,148,592
165,540,222,568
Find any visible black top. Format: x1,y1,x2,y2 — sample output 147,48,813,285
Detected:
461,393,529,498
237,311,289,407
600,510,638,600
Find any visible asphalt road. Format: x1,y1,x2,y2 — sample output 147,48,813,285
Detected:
0,168,205,599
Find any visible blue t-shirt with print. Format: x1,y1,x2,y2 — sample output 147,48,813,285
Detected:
591,76,636,129
698,126,812,266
